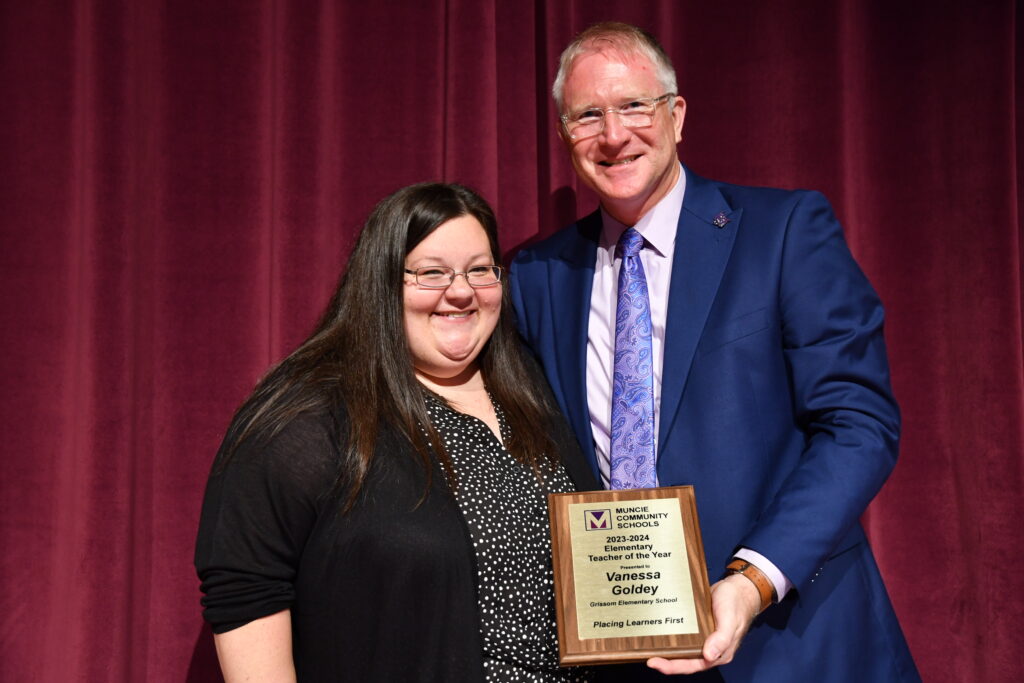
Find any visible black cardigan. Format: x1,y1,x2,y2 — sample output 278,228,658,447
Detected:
195,407,597,681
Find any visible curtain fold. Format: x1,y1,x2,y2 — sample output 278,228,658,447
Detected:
1,1,1020,680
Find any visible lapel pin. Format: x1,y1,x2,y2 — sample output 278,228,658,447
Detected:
712,212,730,228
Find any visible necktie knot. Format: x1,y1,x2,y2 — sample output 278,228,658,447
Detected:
616,228,644,259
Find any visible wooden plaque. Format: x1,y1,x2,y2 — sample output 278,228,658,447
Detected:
548,486,715,666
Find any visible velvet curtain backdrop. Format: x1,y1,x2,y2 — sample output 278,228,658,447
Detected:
1,1,1020,681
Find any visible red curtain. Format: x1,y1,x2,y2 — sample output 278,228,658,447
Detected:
1,1,1020,681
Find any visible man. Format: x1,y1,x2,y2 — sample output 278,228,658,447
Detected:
510,22,920,681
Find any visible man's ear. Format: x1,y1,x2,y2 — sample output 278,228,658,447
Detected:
673,96,687,144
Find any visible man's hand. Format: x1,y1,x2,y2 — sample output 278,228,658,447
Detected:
646,573,762,675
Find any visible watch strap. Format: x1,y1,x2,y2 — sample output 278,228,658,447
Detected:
726,558,776,613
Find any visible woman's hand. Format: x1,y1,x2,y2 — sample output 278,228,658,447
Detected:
213,609,297,683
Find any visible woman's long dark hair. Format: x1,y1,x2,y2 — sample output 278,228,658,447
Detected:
215,182,560,507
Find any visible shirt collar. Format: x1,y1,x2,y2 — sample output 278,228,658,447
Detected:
599,164,686,257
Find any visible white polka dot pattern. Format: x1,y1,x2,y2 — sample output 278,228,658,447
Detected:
425,396,592,682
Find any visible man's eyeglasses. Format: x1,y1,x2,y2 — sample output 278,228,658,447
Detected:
404,265,504,289
560,93,676,141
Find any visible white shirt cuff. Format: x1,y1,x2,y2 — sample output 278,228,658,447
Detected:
733,548,792,602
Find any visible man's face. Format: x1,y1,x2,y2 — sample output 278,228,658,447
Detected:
560,50,685,226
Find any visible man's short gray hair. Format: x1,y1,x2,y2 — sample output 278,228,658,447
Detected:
552,22,678,112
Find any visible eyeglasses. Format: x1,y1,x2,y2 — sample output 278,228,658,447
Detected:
404,265,504,289
560,93,676,140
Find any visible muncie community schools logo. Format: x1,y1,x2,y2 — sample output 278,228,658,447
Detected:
584,509,613,530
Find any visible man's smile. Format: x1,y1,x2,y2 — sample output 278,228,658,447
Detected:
598,154,642,167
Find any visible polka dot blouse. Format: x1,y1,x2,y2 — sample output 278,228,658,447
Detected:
425,396,592,682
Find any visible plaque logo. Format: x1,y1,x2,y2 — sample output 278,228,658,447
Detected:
584,509,613,530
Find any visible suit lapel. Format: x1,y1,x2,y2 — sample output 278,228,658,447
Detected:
550,211,601,474
658,170,740,451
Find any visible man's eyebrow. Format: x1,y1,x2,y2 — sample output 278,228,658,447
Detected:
574,95,650,109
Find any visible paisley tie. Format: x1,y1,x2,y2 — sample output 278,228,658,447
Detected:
609,228,657,489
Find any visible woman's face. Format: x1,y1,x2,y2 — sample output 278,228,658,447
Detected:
403,215,502,384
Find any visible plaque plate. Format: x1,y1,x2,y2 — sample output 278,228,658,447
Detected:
548,486,714,666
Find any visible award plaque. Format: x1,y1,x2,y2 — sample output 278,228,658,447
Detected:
548,486,714,666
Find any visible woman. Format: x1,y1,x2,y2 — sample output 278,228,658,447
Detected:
195,183,596,682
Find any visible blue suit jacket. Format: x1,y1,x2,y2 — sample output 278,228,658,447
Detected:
510,167,920,682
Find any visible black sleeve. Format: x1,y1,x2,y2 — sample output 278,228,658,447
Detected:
194,413,338,633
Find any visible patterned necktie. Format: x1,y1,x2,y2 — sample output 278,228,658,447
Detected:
609,228,657,489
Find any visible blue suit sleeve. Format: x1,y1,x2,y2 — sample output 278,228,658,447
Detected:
740,191,900,590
